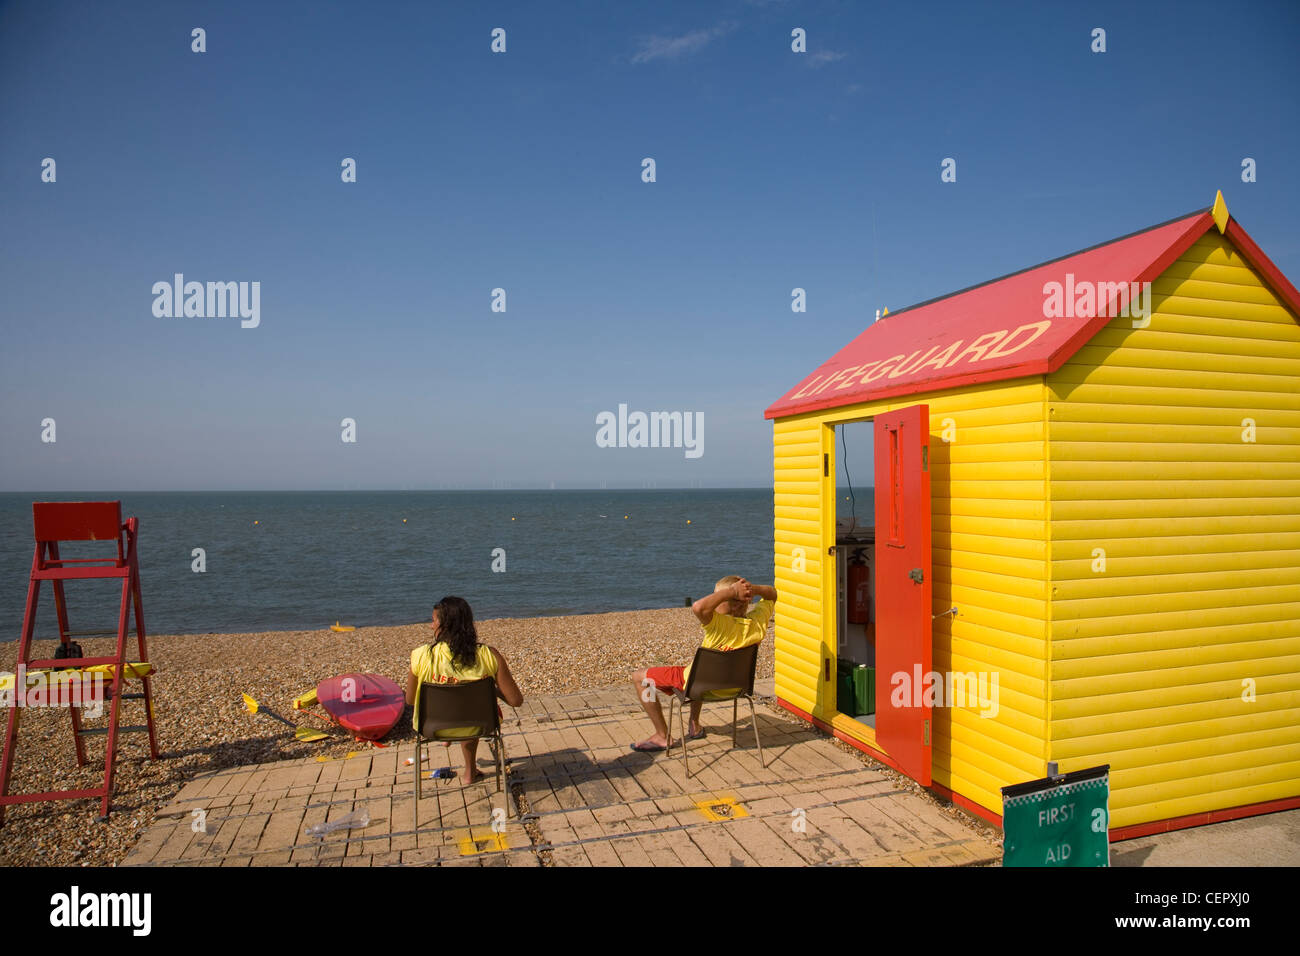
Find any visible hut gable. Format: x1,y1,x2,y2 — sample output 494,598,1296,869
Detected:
766,201,1300,420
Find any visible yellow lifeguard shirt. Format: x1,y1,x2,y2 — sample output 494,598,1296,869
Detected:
411,642,498,684
685,598,774,686
410,642,499,733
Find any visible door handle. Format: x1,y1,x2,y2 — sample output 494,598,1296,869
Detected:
908,568,923,584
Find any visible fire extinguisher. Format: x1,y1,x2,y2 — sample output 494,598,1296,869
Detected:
847,551,870,624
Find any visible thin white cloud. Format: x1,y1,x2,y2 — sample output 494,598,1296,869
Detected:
809,50,847,66
630,22,737,63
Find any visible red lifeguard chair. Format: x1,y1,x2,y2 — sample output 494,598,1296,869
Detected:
0,501,160,824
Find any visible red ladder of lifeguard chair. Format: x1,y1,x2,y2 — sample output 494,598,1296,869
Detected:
0,501,160,824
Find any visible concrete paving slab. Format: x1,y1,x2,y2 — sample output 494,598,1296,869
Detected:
1111,809,1300,867
123,683,1008,867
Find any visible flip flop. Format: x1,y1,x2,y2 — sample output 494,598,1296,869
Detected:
630,741,667,753
686,728,706,741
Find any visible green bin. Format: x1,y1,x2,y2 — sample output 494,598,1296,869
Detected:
836,660,859,717
853,665,875,716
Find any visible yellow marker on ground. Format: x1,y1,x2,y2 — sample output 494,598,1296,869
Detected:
695,796,748,821
330,621,355,632
315,751,361,763
458,827,509,856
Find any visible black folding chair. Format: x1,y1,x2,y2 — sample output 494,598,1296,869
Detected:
413,678,510,828
665,644,765,778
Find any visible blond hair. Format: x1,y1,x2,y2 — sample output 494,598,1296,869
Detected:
715,575,741,591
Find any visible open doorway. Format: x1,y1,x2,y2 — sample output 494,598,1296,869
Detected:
833,419,876,729
831,405,933,785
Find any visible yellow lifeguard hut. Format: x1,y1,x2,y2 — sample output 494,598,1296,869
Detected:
765,193,1300,838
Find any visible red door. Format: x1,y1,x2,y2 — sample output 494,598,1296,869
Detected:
873,405,932,785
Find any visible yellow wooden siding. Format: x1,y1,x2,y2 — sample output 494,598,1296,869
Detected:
773,415,827,717
1047,231,1300,828
772,378,1051,818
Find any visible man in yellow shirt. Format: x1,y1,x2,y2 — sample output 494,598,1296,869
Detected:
630,575,777,752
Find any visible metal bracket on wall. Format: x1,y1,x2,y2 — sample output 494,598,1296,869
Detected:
932,606,958,620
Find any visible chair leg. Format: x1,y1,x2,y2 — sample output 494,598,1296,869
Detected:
496,732,512,818
680,697,692,779
670,697,691,780
436,741,448,831
413,739,421,830
732,697,738,749
748,697,765,768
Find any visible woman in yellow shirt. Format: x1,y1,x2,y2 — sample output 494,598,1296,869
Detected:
405,596,523,784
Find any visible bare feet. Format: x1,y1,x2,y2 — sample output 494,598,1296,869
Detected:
464,768,490,785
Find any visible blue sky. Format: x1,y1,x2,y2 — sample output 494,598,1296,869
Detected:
2,0,1297,490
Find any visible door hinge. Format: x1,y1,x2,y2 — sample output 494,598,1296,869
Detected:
922,445,928,472
824,659,830,681
923,719,930,746
823,453,829,477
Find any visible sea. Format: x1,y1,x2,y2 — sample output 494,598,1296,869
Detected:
0,490,788,639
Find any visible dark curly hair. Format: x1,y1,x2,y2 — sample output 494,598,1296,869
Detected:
433,596,480,670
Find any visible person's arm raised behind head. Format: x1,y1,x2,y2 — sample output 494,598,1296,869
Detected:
751,584,777,603
692,581,747,625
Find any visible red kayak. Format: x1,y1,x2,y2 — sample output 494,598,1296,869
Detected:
316,673,405,741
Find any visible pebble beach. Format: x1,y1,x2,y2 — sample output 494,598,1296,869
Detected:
0,606,775,867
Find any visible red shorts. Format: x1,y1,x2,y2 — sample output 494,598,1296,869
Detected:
644,666,686,693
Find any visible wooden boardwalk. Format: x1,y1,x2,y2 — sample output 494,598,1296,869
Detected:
124,681,1000,867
